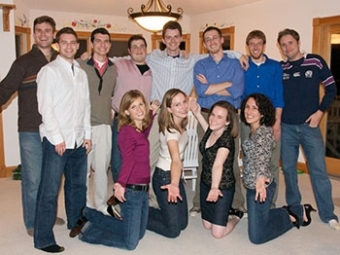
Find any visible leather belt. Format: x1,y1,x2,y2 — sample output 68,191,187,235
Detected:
126,184,149,192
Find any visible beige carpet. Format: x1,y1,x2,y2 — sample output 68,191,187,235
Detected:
0,171,339,255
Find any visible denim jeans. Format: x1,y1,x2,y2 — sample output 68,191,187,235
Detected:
79,188,148,250
147,167,188,238
247,181,297,244
281,123,338,223
19,132,43,231
111,115,121,181
34,138,87,249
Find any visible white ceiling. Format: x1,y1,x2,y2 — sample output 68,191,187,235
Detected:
21,0,261,17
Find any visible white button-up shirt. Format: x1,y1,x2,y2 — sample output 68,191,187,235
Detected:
37,55,91,148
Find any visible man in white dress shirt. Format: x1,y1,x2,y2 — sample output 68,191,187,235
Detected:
34,27,92,253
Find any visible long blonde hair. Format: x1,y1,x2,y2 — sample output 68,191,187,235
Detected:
118,90,151,131
158,89,188,134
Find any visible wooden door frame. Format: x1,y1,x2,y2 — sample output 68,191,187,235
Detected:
313,15,340,175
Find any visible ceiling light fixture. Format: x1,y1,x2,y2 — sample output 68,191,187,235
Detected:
128,0,183,33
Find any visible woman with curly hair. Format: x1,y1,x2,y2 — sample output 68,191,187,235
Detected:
240,93,315,244
147,88,189,238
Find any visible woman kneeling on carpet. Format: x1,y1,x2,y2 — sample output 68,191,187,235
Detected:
240,93,315,244
69,90,159,250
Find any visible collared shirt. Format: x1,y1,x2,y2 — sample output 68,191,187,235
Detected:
280,53,337,124
244,54,284,108
111,59,152,112
146,49,242,101
194,53,244,109
37,55,91,148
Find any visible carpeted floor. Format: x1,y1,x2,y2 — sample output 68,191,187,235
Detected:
0,171,339,255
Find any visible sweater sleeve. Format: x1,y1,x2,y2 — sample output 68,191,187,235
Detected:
318,55,337,112
117,126,137,186
0,60,25,106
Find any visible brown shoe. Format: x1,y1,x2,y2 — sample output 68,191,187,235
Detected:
107,195,119,206
69,217,87,238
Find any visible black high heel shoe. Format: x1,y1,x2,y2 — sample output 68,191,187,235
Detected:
302,204,316,227
229,208,244,219
283,206,300,229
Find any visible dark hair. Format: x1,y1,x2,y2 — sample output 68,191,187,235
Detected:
128,34,147,49
33,15,56,32
208,101,239,138
202,26,222,40
162,21,182,38
90,27,111,43
240,93,275,127
277,28,300,44
158,88,187,134
118,90,151,132
55,27,78,43
246,30,266,45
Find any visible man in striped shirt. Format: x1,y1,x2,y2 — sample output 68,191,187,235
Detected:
278,28,339,230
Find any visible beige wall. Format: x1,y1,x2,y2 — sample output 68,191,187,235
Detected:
1,0,19,167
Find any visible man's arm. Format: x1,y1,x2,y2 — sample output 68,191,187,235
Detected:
224,62,245,99
272,62,284,141
273,108,282,141
194,61,232,98
0,60,25,107
36,66,64,145
196,73,231,96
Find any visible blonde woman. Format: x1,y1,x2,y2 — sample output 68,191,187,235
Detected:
147,88,189,238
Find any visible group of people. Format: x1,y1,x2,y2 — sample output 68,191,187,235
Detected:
0,14,339,253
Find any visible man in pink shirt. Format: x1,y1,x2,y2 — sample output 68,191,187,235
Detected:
110,35,152,181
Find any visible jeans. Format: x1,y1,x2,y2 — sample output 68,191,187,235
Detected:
111,115,121,181
19,132,43,231
79,188,148,250
281,123,338,223
147,167,188,238
34,138,87,249
247,181,296,244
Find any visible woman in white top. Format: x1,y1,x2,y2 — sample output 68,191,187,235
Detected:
147,88,189,238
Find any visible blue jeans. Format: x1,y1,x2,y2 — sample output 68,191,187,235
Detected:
281,123,338,223
247,181,297,244
147,167,188,238
111,115,121,181
34,138,87,249
19,132,43,231
79,188,148,250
